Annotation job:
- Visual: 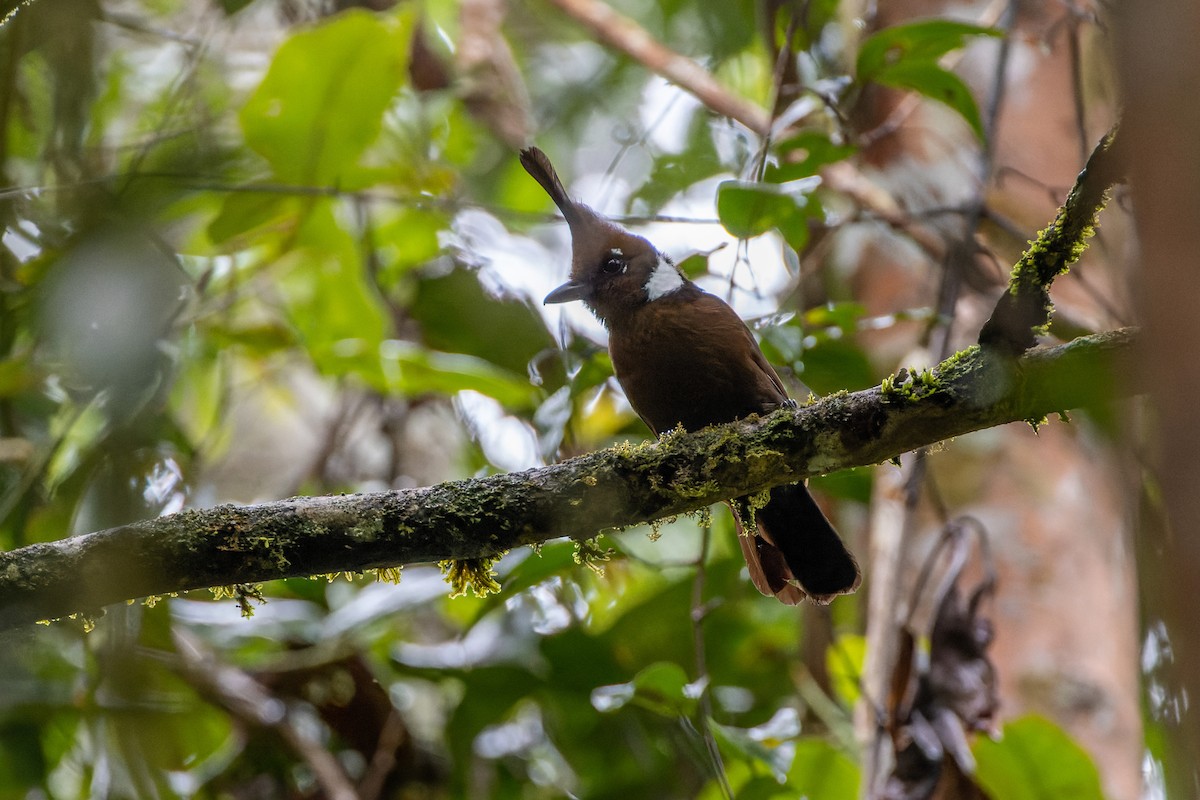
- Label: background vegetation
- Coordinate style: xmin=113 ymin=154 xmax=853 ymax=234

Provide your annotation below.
xmin=0 ymin=0 xmax=1190 ymax=798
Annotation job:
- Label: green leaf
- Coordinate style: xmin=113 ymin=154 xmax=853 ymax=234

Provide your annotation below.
xmin=207 ymin=321 xmax=298 ymax=355
xmin=771 ymin=0 xmax=840 ymax=51
xmin=717 ymin=181 xmax=814 ymax=251
xmin=0 ymin=355 xmax=36 ymax=398
xmin=217 ymin=0 xmax=255 ymax=13
xmin=676 ymin=251 xmax=711 ymax=279
xmin=631 ymin=661 xmax=688 ymax=695
xmin=375 ymin=208 xmax=447 ymax=281
xmin=239 ymin=10 xmax=412 ymax=184
xmin=803 ymin=302 xmax=868 ymax=332
xmin=410 ymin=267 xmax=559 ymax=383
xmin=44 ymin=400 xmax=107 ymax=494
xmin=168 ymin=348 xmax=225 ymax=447
xmin=873 ymin=61 xmax=986 ymax=140
xmin=275 ymin=201 xmax=389 ymax=374
xmin=442 ymin=665 xmax=546 ymax=779
xmin=799 ymin=337 xmax=878 ymax=394
xmin=207 ymin=191 xmax=297 ymax=246
xmin=856 ymin=19 xmax=1001 ymax=140
xmin=633 ymin=110 xmax=724 ymax=212
xmin=825 ymin=633 xmax=866 ymax=708
xmin=787 ymin=737 xmax=860 ymax=799
xmin=628 ymin=661 xmax=696 ymax=717
xmin=0 ymin=723 xmax=46 ymax=791
xmin=766 ymin=132 xmax=856 ymax=182
xmin=758 ymin=302 xmax=878 ymax=394
xmin=856 ymin=20 xmax=1000 ymax=78
xmin=809 ymin=466 xmax=874 ymax=505
xmin=380 ymin=341 xmax=540 ymax=410
xmin=566 ymin=345 xmax=615 ymax=399
xmin=733 ymin=776 xmax=795 ymax=800
xmin=710 ymin=720 xmax=791 ymax=781
xmin=491 ymin=541 xmax=580 ymax=600
xmin=973 ymin=715 xmax=1106 ymax=800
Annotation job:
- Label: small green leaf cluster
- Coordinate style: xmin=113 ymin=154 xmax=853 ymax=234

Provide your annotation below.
xmin=857 ymin=20 xmax=1003 ymax=140
xmin=880 ymin=365 xmax=942 ymax=402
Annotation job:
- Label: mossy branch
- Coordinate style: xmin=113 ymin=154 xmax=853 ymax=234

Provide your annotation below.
xmin=978 ymin=125 xmax=1126 ymax=353
xmin=0 ymin=327 xmax=1137 ymax=630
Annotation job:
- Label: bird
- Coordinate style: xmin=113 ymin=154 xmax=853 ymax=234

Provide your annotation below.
xmin=520 ymin=146 xmax=860 ymax=604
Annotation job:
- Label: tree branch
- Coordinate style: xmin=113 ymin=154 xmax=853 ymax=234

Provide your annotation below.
xmin=547 ymin=0 xmax=772 ymax=135
xmin=978 ymin=125 xmax=1126 ymax=353
xmin=0 ymin=327 xmax=1137 ymax=629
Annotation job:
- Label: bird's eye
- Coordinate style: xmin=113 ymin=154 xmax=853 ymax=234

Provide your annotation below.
xmin=601 ymin=257 xmax=625 ymax=275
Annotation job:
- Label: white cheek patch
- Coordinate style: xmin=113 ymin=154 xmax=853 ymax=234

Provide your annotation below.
xmin=644 ymin=253 xmax=685 ymax=301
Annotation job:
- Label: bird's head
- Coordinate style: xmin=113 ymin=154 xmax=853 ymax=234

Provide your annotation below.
xmin=520 ymin=147 xmax=686 ymax=325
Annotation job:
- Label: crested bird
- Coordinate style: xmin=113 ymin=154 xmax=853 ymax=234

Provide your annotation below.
xmin=521 ymin=146 xmax=860 ymax=604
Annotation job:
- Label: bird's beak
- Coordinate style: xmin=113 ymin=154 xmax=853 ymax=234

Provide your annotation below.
xmin=544 ymin=280 xmax=587 ymax=304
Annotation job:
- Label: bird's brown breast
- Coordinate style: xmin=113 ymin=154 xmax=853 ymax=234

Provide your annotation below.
xmin=607 ymin=287 xmax=789 ymax=435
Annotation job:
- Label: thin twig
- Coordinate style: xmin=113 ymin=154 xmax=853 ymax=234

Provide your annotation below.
xmin=359 ymin=708 xmax=409 ymax=800
xmin=0 ymin=173 xmax=727 ymax=229
xmin=690 ymin=526 xmax=732 ymax=799
xmin=170 ymin=630 xmax=359 ymax=800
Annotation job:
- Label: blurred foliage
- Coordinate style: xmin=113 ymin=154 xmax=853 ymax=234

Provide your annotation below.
xmin=855 ymin=19 xmax=1001 ymax=140
xmin=0 ymin=1 xmax=1102 ymax=798
xmin=973 ymin=715 xmax=1107 ymax=800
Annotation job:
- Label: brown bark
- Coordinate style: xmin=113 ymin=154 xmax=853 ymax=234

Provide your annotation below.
xmin=1115 ymin=0 xmax=1200 ymax=791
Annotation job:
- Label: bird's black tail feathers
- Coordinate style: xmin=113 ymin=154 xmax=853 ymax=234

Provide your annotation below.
xmin=735 ymin=483 xmax=860 ymax=605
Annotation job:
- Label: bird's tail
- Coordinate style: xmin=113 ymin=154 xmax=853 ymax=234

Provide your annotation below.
xmin=733 ymin=483 xmax=860 ymax=605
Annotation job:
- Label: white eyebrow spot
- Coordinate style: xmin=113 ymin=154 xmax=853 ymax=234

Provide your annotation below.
xmin=644 ymin=253 xmax=685 ymax=301
xmin=610 ymin=248 xmax=623 ymax=256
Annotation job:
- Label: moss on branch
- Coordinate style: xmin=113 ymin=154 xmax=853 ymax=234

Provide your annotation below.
xmin=979 ymin=126 xmax=1126 ymax=354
